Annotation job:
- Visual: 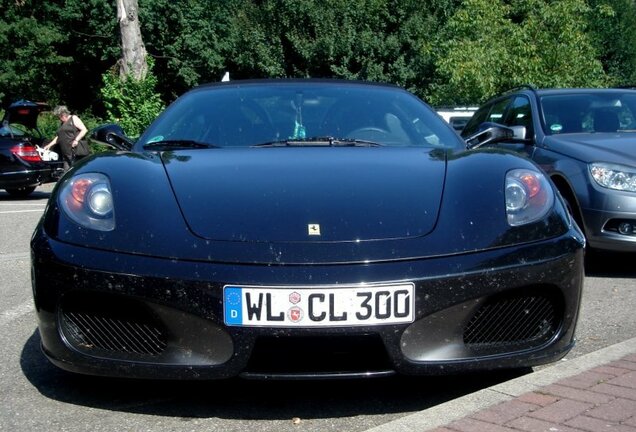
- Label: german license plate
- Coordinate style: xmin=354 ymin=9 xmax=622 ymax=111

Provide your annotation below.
xmin=223 ymin=283 xmax=414 ymax=327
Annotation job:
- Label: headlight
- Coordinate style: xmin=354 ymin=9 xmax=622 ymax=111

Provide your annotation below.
xmin=589 ymin=163 xmax=636 ymax=192
xmin=59 ymin=173 xmax=115 ymax=231
xmin=505 ymin=169 xmax=554 ymax=226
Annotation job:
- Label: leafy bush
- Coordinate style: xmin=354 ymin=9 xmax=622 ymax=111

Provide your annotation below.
xmin=100 ymin=58 xmax=164 ymax=138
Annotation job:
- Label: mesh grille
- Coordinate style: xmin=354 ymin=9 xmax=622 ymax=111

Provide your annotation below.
xmin=63 ymin=311 xmax=167 ymax=356
xmin=463 ymin=293 xmax=559 ymax=350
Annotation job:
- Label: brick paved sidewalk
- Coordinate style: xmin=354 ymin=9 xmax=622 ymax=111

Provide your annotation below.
xmin=364 ymin=338 xmax=636 ymax=432
xmin=431 ymin=354 xmax=636 ymax=432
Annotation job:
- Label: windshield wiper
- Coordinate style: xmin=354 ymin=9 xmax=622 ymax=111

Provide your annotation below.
xmin=142 ymin=140 xmax=218 ymax=150
xmin=252 ymin=136 xmax=383 ymax=147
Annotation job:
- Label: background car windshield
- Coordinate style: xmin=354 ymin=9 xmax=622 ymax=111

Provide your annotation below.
xmin=137 ymin=83 xmax=462 ymax=149
xmin=541 ymin=92 xmax=636 ymax=135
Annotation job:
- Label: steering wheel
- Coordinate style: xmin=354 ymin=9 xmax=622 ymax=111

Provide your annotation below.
xmin=346 ymin=127 xmax=391 ymax=141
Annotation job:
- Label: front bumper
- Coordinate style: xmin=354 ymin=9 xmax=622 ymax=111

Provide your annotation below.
xmin=32 ymin=231 xmax=584 ymax=380
xmin=581 ymin=184 xmax=636 ymax=252
xmin=583 ymin=207 xmax=636 ymax=252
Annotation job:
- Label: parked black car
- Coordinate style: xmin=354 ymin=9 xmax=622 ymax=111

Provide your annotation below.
xmin=0 ymin=100 xmax=64 ymax=197
xmin=462 ymin=87 xmax=636 ymax=253
xmin=32 ymin=79 xmax=584 ymax=380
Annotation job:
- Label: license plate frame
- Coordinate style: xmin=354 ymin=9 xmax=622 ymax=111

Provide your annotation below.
xmin=223 ymin=283 xmax=415 ymax=328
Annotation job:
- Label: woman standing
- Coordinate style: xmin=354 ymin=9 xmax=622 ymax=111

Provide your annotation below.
xmin=44 ymin=105 xmax=89 ymax=171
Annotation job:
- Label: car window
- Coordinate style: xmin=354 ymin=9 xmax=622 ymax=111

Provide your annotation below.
xmin=502 ymin=96 xmax=533 ymax=137
xmin=486 ymin=98 xmax=511 ymax=124
xmin=138 ymin=83 xmax=464 ymax=149
xmin=461 ymin=106 xmax=491 ymax=137
xmin=461 ymin=97 xmax=511 ymax=137
xmin=449 ymin=116 xmax=470 ymax=131
xmin=541 ymin=92 xmax=636 ymax=135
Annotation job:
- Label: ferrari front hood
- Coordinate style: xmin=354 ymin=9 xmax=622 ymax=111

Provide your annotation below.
xmin=162 ymin=147 xmax=446 ymax=243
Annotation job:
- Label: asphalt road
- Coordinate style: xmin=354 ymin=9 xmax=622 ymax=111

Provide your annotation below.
xmin=1 ymin=183 xmax=635 ymax=432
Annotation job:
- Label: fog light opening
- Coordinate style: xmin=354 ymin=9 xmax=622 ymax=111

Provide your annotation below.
xmin=618 ymin=222 xmax=634 ymax=235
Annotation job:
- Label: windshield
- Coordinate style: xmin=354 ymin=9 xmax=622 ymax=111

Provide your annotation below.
xmin=541 ymin=91 xmax=636 ymax=135
xmin=137 ymin=82 xmax=462 ymax=149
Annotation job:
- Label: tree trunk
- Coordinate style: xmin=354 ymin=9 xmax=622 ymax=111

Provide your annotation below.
xmin=116 ymin=0 xmax=147 ymax=80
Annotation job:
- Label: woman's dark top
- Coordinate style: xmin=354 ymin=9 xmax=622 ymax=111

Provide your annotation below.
xmin=56 ymin=117 xmax=78 ymax=161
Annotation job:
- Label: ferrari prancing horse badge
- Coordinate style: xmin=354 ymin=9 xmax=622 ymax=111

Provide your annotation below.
xmin=308 ymin=224 xmax=321 ymax=236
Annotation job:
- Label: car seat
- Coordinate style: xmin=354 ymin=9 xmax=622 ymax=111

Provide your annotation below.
xmin=593 ymin=108 xmax=620 ymax=133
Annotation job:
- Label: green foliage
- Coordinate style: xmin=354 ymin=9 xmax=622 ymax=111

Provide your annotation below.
xmin=0 ymin=10 xmax=72 ymax=103
xmin=427 ymin=0 xmax=609 ymax=105
xmin=137 ymin=0 xmax=449 ymax=99
xmin=427 ymin=0 xmax=513 ymax=104
xmin=139 ymin=0 xmax=238 ymax=100
xmin=38 ymin=112 xmax=63 ymax=141
xmin=1 ymin=0 xmax=635 ymax=110
xmin=50 ymin=0 xmax=121 ymax=114
xmin=513 ymin=0 xmax=607 ymax=87
xmin=587 ymin=0 xmax=636 ymax=86
xmin=221 ymin=0 xmax=442 ymax=97
xmin=0 ymin=0 xmax=120 ymax=113
xmin=100 ymin=58 xmax=164 ymax=138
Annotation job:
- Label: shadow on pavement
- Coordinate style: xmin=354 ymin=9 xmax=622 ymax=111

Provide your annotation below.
xmin=21 ymin=329 xmax=530 ymax=420
xmin=0 ymin=189 xmax=52 ymax=201
xmin=585 ymin=250 xmax=636 ymax=278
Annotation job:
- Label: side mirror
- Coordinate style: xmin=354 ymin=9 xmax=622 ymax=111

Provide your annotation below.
xmin=465 ymin=122 xmax=514 ymax=149
xmin=90 ymin=124 xmax=134 ymax=151
xmin=509 ymin=125 xmax=528 ymax=140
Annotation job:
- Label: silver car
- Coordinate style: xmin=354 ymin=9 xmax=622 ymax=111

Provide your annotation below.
xmin=462 ymin=87 xmax=636 ymax=253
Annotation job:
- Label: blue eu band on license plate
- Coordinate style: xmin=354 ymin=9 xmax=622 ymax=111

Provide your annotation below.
xmin=223 ymin=283 xmax=415 ymax=327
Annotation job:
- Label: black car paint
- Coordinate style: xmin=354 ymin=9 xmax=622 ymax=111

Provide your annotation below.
xmin=41 ymin=148 xmax=570 ymax=264
xmin=32 ymin=232 xmax=583 ymax=379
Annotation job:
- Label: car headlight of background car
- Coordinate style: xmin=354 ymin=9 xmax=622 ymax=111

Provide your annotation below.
xmin=59 ymin=173 xmax=115 ymax=231
xmin=589 ymin=162 xmax=636 ymax=192
xmin=505 ymin=169 xmax=555 ymax=226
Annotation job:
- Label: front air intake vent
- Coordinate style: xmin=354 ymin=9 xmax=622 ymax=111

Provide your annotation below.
xmin=463 ymin=288 xmax=562 ymax=353
xmin=63 ymin=311 xmax=167 ymax=356
xmin=60 ymin=293 xmax=167 ymax=358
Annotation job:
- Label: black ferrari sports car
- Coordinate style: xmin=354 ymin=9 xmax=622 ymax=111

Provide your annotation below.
xmin=31 ymin=79 xmax=585 ymax=380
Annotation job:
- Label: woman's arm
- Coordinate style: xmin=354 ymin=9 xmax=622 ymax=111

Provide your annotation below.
xmin=71 ymin=115 xmax=88 ymax=148
xmin=43 ymin=136 xmax=58 ymax=150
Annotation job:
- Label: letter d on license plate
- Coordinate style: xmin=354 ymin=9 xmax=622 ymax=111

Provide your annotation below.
xmin=223 ymin=283 xmax=414 ymax=327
